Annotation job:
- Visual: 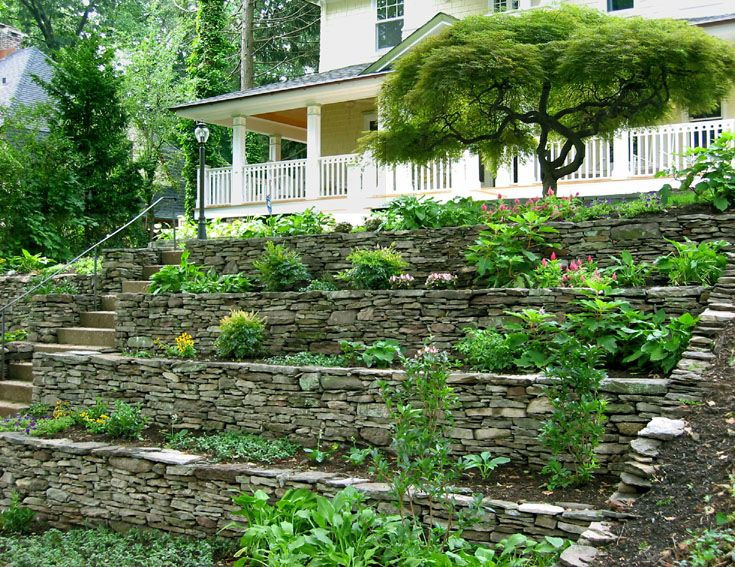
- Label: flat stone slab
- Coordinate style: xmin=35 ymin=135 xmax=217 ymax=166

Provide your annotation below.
xmin=630 ymin=437 xmax=662 ymax=457
xmin=560 ymin=545 xmax=600 ymax=567
xmin=518 ymin=503 xmax=564 ymax=516
xmin=639 ymin=417 xmax=687 ymax=440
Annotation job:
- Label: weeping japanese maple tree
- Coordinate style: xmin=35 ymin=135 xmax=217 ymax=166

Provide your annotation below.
xmin=361 ymin=6 xmax=735 ymax=194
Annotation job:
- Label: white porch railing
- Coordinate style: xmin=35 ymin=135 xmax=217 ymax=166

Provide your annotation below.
xmin=242 ymin=159 xmax=307 ymax=203
xmin=201 ymin=119 xmax=734 ymax=211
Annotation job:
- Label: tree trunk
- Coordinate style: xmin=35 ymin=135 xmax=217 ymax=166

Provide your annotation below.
xmin=240 ymin=0 xmax=255 ymax=90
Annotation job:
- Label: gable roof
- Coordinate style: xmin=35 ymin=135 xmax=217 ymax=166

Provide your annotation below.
xmin=0 ymin=46 xmax=52 ymax=112
xmin=362 ymin=12 xmax=458 ymax=74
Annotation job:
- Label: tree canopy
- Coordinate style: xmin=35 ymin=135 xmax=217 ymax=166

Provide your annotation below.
xmin=361 ymin=6 xmax=735 ymax=192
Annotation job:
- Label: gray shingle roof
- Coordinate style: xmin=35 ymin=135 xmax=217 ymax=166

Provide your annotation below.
xmin=686 ymin=13 xmax=735 ymax=25
xmin=0 ymin=47 xmax=52 ymax=112
xmin=172 ymin=63 xmax=381 ymax=110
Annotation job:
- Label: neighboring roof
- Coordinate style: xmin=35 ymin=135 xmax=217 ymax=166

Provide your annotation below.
xmin=0 ymin=46 xmax=52 ymax=112
xmin=686 ymin=13 xmax=735 ymax=25
xmin=172 ymin=64 xmax=380 ymax=111
xmin=363 ymin=12 xmax=458 ymax=74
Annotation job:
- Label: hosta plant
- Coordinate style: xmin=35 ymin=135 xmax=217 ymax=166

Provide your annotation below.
xmin=656 ymin=238 xmax=728 ymax=286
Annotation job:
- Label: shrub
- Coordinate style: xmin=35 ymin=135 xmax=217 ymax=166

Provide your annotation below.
xmin=1 ymin=329 xmax=27 ymax=343
xmin=31 ymin=415 xmax=75 ymax=437
xmin=337 ymin=244 xmax=408 ymax=290
xmin=0 ymin=492 xmax=34 ymax=534
xmin=166 ymin=430 xmax=298 ymax=463
xmin=622 ymin=311 xmax=699 ymax=374
xmin=539 ymin=341 xmax=608 ymax=489
xmin=215 ymin=310 xmax=266 ymax=360
xmin=455 ymin=328 xmax=515 ymax=372
xmin=339 ymin=339 xmax=403 ymax=368
xmin=253 ymin=242 xmax=311 ymax=291
xmin=656 ymin=239 xmax=728 ymax=286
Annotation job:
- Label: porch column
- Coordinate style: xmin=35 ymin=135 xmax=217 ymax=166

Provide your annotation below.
xmin=305 ymin=105 xmax=322 ymax=200
xmin=232 ymin=116 xmax=248 ymax=204
xmin=611 ymin=130 xmax=631 ymax=179
xmin=516 ymin=156 xmax=536 ymax=186
xmin=269 ymin=135 xmax=282 ymax=162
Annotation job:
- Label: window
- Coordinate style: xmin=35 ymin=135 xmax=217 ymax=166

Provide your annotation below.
xmin=690 ymin=103 xmax=722 ymax=122
xmin=491 ymin=0 xmax=519 ymax=13
xmin=376 ymin=0 xmax=404 ymax=51
xmin=607 ymin=0 xmax=634 ymax=11
xmin=363 ymin=112 xmax=379 ymax=132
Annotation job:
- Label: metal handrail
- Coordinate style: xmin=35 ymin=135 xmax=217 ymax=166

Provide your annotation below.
xmin=1 ymin=196 xmax=178 ymax=379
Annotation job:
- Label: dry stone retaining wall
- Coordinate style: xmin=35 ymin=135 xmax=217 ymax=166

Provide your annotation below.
xmin=0 ymin=432 xmax=619 ymax=543
xmin=111 ymin=286 xmax=708 ymax=356
xmin=33 ymin=352 xmax=677 ymax=473
xmin=27 ymin=294 xmax=98 ymax=344
xmin=102 ymin=211 xmax=735 ymax=289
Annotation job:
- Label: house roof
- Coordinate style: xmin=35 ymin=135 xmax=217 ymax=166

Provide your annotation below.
xmin=0 ymin=46 xmax=52 ymax=112
xmin=686 ymin=13 xmax=735 ymax=26
xmin=171 ymin=64 xmax=378 ymax=111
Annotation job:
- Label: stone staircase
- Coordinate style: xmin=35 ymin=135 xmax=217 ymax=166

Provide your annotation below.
xmin=0 ymin=249 xmax=183 ymax=416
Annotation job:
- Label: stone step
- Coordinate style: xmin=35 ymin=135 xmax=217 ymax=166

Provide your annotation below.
xmin=0 ymin=381 xmax=33 ymax=404
xmin=7 ymin=362 xmax=32 ymax=382
xmin=121 ymin=281 xmax=150 ymax=294
xmin=101 ymin=295 xmax=117 ymax=311
xmin=161 ymin=250 xmax=183 ymax=265
xmin=80 ymin=311 xmax=116 ymax=329
xmin=31 ymin=343 xmax=109 ymax=354
xmin=0 ymin=401 xmax=28 ymax=418
xmin=142 ymin=265 xmax=164 ymax=279
xmin=57 ymin=328 xmax=116 ymax=348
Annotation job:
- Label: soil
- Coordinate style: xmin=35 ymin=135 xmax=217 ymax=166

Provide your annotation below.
xmin=592 ymin=324 xmax=735 ymax=566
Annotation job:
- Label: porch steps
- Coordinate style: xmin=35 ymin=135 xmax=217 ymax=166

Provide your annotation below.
xmin=122 ymin=281 xmax=150 ymax=294
xmin=142 ymin=265 xmax=164 ymax=279
xmin=30 ymin=343 xmax=110 ymax=354
xmin=57 ymin=328 xmax=116 ymax=348
xmin=7 ymin=362 xmax=33 ymax=382
xmin=161 ymin=250 xmax=183 ymax=265
xmin=80 ymin=311 xmax=116 ymax=328
xmin=101 ymin=295 xmax=117 ymax=311
xmin=0 ymin=381 xmax=33 ymax=404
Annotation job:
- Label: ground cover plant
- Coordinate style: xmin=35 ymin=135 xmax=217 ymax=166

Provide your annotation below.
xmin=0 ymin=527 xmax=234 ymax=567
xmin=263 ymin=339 xmax=404 ymax=368
xmin=149 ymin=252 xmax=252 ymax=294
xmin=166 ymin=430 xmax=299 ymax=463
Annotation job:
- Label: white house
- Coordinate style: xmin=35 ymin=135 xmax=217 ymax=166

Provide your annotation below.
xmin=172 ymin=1 xmax=735 ymax=221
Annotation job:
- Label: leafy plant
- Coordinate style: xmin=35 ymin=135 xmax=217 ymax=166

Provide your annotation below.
xmin=1 ymin=329 xmax=27 ymax=343
xmin=149 ymin=252 xmax=252 ymax=294
xmin=455 ymin=328 xmax=515 ymax=372
xmin=155 ymin=332 xmax=197 ymax=359
xmin=299 ymin=279 xmax=339 ymax=292
xmin=303 ymin=429 xmax=339 ymax=464
xmin=0 ymin=492 xmax=34 ymax=534
xmin=605 ymin=251 xmax=653 ymax=287
xmin=460 ymin=452 xmax=511 ymax=480
xmin=215 ymin=310 xmax=266 ymax=360
xmin=656 ymin=239 xmax=728 ymax=286
xmin=539 ymin=341 xmax=607 ymax=489
xmin=31 ymin=415 xmax=76 ymax=437
xmin=92 ymin=401 xmax=149 ymax=440
xmin=166 ymin=430 xmax=298 ymax=463
xmin=24 ymin=403 xmax=50 ymax=419
xmin=337 ymin=244 xmax=409 ymax=290
xmin=253 ymin=241 xmax=311 ymax=292
xmin=466 ymin=211 xmax=559 ymax=287
xmin=0 ymin=249 xmax=53 ymax=274
xmin=339 ymin=339 xmax=403 ymax=368
xmin=27 ymin=276 xmax=79 ymax=295
xmin=622 ymin=312 xmax=699 ymax=374
xmin=661 ymin=131 xmax=735 ymax=212
xmin=344 ymin=446 xmax=377 ymax=467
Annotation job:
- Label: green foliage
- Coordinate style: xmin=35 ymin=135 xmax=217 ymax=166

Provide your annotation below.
xmin=679 ymin=528 xmax=735 ymax=566
xmin=460 ymin=452 xmax=511 ymax=481
xmin=149 ymin=252 xmax=252 ymax=294
xmin=339 ymin=339 xmax=403 ymax=368
xmin=215 ymin=310 xmax=266 ymax=360
xmin=621 ymin=312 xmax=699 ymax=374
xmin=656 ymin=239 xmax=728 ymax=286
xmin=31 ymin=415 xmax=75 ymax=437
xmin=0 ymin=250 xmax=52 ymax=274
xmin=263 ymin=352 xmax=346 ymax=367
xmin=89 ymin=401 xmax=149 ymax=440
xmin=455 ymin=328 xmax=515 ymax=372
xmin=166 ymin=430 xmax=299 ymax=464
xmin=1 ymin=330 xmax=27 ymax=343
xmin=0 ymin=493 xmax=34 ymax=535
xmin=253 ymin=242 xmax=311 ymax=292
xmin=154 ymin=333 xmax=197 ymax=359
xmin=0 ymin=527 xmax=231 ymax=567
xmin=300 ymin=279 xmax=339 ymax=292
xmin=361 ymin=5 xmax=735 ymax=192
xmin=24 ymin=403 xmax=50 ymax=419
xmin=370 ymin=195 xmax=488 ymax=231
xmin=337 ymin=245 xmax=409 ymax=290
xmin=605 ymin=251 xmax=653 ymax=287
xmin=466 ymin=211 xmax=558 ymax=287
xmin=540 ymin=342 xmax=608 ymax=489
xmin=344 ymin=446 xmax=377 ymax=467
xmin=26 ymin=275 xmax=79 ymax=296
xmin=303 ymin=430 xmax=340 ymax=464
xmin=661 ymin=132 xmax=735 ymax=212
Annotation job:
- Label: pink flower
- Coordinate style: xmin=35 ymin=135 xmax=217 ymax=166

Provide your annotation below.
xmin=541 ymin=258 xmax=548 ymax=267
xmin=497 ymin=194 xmax=503 ymax=200
xmin=547 ymin=188 xmax=554 ymax=196
xmin=499 ymin=204 xmax=507 ymax=211
xmin=587 ymin=256 xmax=594 ymax=264
xmin=481 ymin=203 xmax=488 ymax=212
xmin=550 ymin=252 xmax=557 ymax=261
xmin=612 ymin=273 xmax=618 ymax=281
xmin=514 ymin=199 xmax=521 ymax=205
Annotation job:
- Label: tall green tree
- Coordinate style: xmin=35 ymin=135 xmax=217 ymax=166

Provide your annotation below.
xmin=42 ymin=34 xmax=144 ymax=243
xmin=179 ymin=0 xmax=236 ymax=219
xmin=362 ymin=6 xmax=735 ymax=193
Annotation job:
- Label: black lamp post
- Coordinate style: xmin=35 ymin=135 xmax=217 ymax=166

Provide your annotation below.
xmin=194 ymin=121 xmax=210 ymax=240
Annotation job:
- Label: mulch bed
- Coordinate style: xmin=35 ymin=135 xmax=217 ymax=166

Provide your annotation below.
xmin=593 ymin=324 xmax=735 ymax=566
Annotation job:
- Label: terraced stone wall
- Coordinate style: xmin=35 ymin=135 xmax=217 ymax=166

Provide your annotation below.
xmin=0 ymin=432 xmax=617 ymax=542
xmin=112 ymin=286 xmax=708 ymax=356
xmin=27 ymin=294 xmax=98 ymax=344
xmin=33 ymin=352 xmax=676 ymax=473
xmin=102 ymin=212 xmax=735 ymax=290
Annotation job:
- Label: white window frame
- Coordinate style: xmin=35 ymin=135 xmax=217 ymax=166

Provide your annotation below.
xmin=489 ymin=0 xmax=519 ymax=13
xmin=363 ymin=111 xmax=379 ymax=132
xmin=375 ymin=0 xmax=404 ymax=53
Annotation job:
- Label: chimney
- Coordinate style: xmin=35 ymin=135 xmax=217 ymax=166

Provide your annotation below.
xmin=0 ymin=24 xmax=24 ymax=60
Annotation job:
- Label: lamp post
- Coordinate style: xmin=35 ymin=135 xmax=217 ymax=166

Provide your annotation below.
xmin=194 ymin=121 xmax=210 ymax=240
